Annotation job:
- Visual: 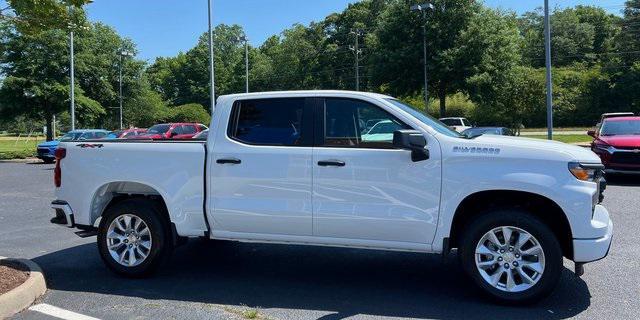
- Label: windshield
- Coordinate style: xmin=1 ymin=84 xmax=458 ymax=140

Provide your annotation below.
xmin=601 ymin=120 xmax=640 ymax=136
xmin=384 ymin=99 xmax=463 ymax=138
xmin=147 ymin=124 xmax=171 ymax=134
xmin=59 ymin=132 xmax=83 ymax=141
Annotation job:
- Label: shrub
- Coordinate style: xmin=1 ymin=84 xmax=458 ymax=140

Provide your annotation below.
xmin=162 ymin=103 xmax=211 ymax=125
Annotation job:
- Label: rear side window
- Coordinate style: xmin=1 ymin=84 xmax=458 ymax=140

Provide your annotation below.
xmin=323 ymin=98 xmax=410 ymax=149
xmin=229 ymin=98 xmax=306 ymax=146
xmin=182 ymin=125 xmax=197 ymax=134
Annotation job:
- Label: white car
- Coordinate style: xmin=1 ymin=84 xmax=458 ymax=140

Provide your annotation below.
xmin=51 ymin=90 xmax=612 ymax=304
xmin=439 ymin=117 xmax=472 ymax=132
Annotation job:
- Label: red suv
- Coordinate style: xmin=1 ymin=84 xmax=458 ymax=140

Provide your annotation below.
xmin=589 ymin=116 xmax=640 ymax=174
xmin=133 ymin=123 xmax=208 ymax=140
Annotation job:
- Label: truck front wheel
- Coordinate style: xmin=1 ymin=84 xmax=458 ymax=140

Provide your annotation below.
xmin=97 ymin=198 xmax=172 ymax=277
xmin=459 ymin=210 xmax=562 ymax=304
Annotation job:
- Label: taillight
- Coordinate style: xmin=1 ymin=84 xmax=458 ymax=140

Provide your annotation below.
xmin=54 ymin=148 xmax=66 ymax=187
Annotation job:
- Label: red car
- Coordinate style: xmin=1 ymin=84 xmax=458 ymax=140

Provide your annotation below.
xmin=589 ymin=116 xmax=640 ymax=174
xmin=133 ymin=123 xmax=208 ymax=140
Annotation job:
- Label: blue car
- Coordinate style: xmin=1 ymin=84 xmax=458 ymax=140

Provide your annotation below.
xmin=36 ymin=129 xmax=110 ymax=163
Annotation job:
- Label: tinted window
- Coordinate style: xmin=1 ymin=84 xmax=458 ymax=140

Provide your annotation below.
xmin=323 ymin=98 xmax=410 ymax=149
xmin=182 ymin=125 xmax=197 ymax=134
xmin=172 ymin=126 xmax=184 ymax=135
xmin=94 ymin=132 xmax=107 ymax=138
xmin=148 ymin=124 xmax=170 ymax=134
xmin=230 ymin=98 xmax=305 ymax=146
xmin=441 ymin=118 xmax=462 ymax=126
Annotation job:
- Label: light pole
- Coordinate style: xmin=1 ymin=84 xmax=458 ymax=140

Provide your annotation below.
xmin=237 ymin=35 xmax=249 ymax=93
xmin=544 ymin=0 xmax=554 ymax=140
xmin=119 ymin=50 xmax=134 ymax=130
xmin=68 ymin=0 xmax=93 ymax=131
xmin=349 ymin=29 xmax=363 ymax=91
xmin=410 ymin=3 xmax=434 ymax=111
xmin=207 ymin=0 xmax=216 ymax=113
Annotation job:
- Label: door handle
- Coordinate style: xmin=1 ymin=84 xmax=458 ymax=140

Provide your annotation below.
xmin=216 ymin=158 xmax=241 ymax=165
xmin=317 ymin=160 xmax=345 ymax=167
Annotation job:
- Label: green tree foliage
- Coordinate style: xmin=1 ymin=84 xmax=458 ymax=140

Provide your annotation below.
xmin=162 ymin=103 xmax=211 ymax=125
xmin=519 ymin=6 xmax=621 ymax=68
xmin=0 ymin=8 xmax=164 ymax=138
xmin=1 ymin=0 xmax=93 ymax=34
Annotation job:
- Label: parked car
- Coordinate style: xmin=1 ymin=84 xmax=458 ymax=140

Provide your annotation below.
xmin=439 ymin=117 xmax=472 ymax=132
xmin=51 ymin=91 xmax=611 ymax=304
xmin=589 ymin=116 xmax=640 ymax=174
xmin=462 ymin=127 xmax=515 ymax=139
xmin=132 ymin=123 xmax=207 ymax=140
xmin=36 ymin=129 xmax=110 ymax=163
xmin=106 ymin=128 xmax=148 ymax=139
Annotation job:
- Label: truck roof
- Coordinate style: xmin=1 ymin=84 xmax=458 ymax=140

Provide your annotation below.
xmin=219 ymin=90 xmax=395 ymax=101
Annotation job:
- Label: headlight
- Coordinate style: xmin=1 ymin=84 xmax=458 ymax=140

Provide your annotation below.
xmin=568 ymin=162 xmax=604 ymax=182
xmin=594 ymin=143 xmax=615 ymax=154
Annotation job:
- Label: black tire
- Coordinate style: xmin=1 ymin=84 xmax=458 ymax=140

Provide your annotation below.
xmin=97 ymin=198 xmax=172 ymax=277
xmin=43 ymin=158 xmax=55 ymax=164
xmin=459 ymin=209 xmax=562 ymax=305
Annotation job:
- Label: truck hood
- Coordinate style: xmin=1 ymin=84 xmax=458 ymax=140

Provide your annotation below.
xmin=597 ymin=135 xmax=640 ymax=148
xmin=472 ymin=135 xmax=601 ymax=163
xmin=37 ymin=140 xmax=60 ymax=148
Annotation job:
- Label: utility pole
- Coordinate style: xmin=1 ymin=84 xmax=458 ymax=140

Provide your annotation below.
xmin=410 ymin=3 xmax=434 ymax=111
xmin=238 ymin=35 xmax=249 ymax=93
xmin=349 ymin=29 xmax=363 ymax=91
xmin=207 ymin=0 xmax=216 ymax=113
xmin=544 ymin=0 xmax=554 ymax=140
xmin=69 ymin=6 xmax=75 ymax=131
xmin=118 ymin=50 xmax=133 ymax=130
xmin=67 ymin=1 xmax=93 ymax=131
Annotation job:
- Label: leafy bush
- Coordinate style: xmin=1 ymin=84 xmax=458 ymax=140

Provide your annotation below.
xmin=162 ymin=103 xmax=211 ymax=125
xmin=0 ymin=149 xmax=35 ymax=160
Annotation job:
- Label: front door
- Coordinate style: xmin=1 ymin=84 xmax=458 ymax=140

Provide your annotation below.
xmin=209 ymin=98 xmax=314 ymax=236
xmin=312 ymin=98 xmax=441 ymax=246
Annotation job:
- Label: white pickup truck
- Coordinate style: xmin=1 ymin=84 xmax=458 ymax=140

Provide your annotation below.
xmin=51 ymin=91 xmax=612 ymax=304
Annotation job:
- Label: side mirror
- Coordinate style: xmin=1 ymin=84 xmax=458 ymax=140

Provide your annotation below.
xmin=169 ymin=131 xmax=178 ymax=137
xmin=587 ymin=130 xmax=596 ymax=138
xmin=393 ymin=130 xmax=429 ymax=162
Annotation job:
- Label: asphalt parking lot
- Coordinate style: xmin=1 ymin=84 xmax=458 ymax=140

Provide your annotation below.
xmin=1 ymin=161 xmax=639 ymax=320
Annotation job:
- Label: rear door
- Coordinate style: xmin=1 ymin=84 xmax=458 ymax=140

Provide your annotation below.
xmin=312 ymin=97 xmax=441 ymax=246
xmin=209 ymin=98 xmax=314 ymax=236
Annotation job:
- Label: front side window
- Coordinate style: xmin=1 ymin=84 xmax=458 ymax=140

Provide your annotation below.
xmin=230 ymin=98 xmax=306 ymax=146
xmin=148 ymin=124 xmax=170 ymax=134
xmin=323 ymin=98 xmax=410 ymax=149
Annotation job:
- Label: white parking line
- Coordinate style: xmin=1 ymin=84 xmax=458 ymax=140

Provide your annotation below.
xmin=28 ymin=304 xmax=101 ymax=320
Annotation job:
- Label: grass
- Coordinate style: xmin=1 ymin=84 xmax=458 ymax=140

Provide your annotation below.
xmin=0 ymin=136 xmax=43 ymax=160
xmin=520 ymin=134 xmax=592 ymax=144
xmin=520 ymin=127 xmax=592 ymax=133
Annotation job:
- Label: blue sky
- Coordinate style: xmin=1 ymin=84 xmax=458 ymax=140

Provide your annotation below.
xmin=4 ymin=0 xmax=629 ymax=62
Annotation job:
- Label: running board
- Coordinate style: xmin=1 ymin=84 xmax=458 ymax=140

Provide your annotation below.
xmin=74 ymin=230 xmax=97 ymax=238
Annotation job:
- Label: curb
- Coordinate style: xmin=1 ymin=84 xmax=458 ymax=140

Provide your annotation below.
xmin=0 ymin=158 xmax=41 ymax=164
xmin=0 ymin=257 xmax=47 ymax=319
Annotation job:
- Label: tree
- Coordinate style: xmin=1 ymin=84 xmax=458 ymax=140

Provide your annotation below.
xmin=162 ymin=103 xmax=210 ymax=124
xmin=519 ymin=6 xmax=620 ymax=68
xmin=1 ymin=0 xmax=92 ymax=34
xmin=0 ymin=26 xmax=102 ymax=140
xmin=370 ymin=0 xmax=481 ymax=116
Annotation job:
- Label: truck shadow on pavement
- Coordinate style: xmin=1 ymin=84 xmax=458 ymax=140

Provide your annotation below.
xmin=36 ymin=240 xmax=591 ymax=320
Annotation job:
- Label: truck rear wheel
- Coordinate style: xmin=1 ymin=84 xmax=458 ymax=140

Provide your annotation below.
xmin=97 ymin=198 xmax=171 ymax=277
xmin=459 ymin=209 xmax=562 ymax=304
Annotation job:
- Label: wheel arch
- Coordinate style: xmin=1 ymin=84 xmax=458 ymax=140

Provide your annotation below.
xmin=449 ymin=190 xmax=574 ymax=259
xmin=89 ymin=181 xmax=170 ymax=228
